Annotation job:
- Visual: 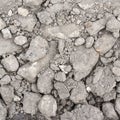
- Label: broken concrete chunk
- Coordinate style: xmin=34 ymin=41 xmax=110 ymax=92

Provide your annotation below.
xmin=85 ymin=19 xmax=106 ymax=35
xmin=14 ymin=35 xmax=27 ymax=46
xmin=102 ymin=102 xmax=119 ymax=120
xmin=38 ymin=95 xmax=57 ymax=117
xmin=0 ymin=100 xmax=7 ymax=120
xmin=37 ymin=68 xmax=54 ymax=94
xmin=0 ymin=75 xmax=11 ymax=85
xmin=75 ymin=37 xmax=85 ymax=46
xmin=25 ymin=36 xmax=49 ymax=62
xmin=17 ymin=7 xmax=29 ymax=16
xmin=70 ymin=81 xmax=88 ymax=103
xmin=0 ymin=18 xmax=6 ymax=30
xmin=89 ymin=67 xmax=116 ymax=97
xmin=55 ymin=72 xmax=66 ymax=82
xmin=94 ymin=33 xmax=117 ymax=55
xmin=54 ymin=82 xmax=70 ymax=99
xmin=70 ymin=46 xmax=99 ymax=81
xmin=23 ymin=92 xmax=41 ymax=115
xmin=1 ymin=55 xmax=19 ymax=72
xmin=0 ymin=85 xmax=14 ymax=104
xmin=1 ymin=28 xmax=12 ymax=39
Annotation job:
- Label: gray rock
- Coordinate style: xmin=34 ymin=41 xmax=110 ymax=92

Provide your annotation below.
xmin=85 ymin=19 xmax=106 ymax=35
xmin=75 ymin=37 xmax=85 ymax=46
xmin=23 ymin=92 xmax=41 ymax=115
xmin=55 ymin=72 xmax=66 ymax=82
xmin=54 ymin=82 xmax=70 ymax=99
xmin=0 ymin=85 xmax=14 ymax=104
xmin=102 ymin=102 xmax=119 ymax=120
xmin=25 ymin=36 xmax=49 ymax=62
xmin=115 ymin=97 xmax=120 ymax=115
xmin=0 ymin=67 xmax=6 ymax=78
xmin=70 ymin=81 xmax=88 ymax=103
xmin=0 ymin=100 xmax=7 ymax=120
xmin=38 ymin=95 xmax=57 ymax=117
xmin=37 ymin=68 xmax=54 ymax=94
xmin=0 ymin=75 xmax=11 ymax=85
xmin=70 ymin=46 xmax=99 ymax=81
xmin=85 ymin=36 xmax=94 ymax=48
xmin=1 ymin=55 xmax=19 ymax=72
xmin=1 ymin=28 xmax=12 ymax=39
xmin=94 ymin=33 xmax=117 ymax=55
xmin=17 ymin=7 xmax=29 ymax=17
xmin=0 ymin=18 xmax=6 ymax=30
xmin=112 ymin=67 xmax=120 ymax=76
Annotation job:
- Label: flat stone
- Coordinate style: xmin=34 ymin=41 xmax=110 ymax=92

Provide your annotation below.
xmin=70 ymin=46 xmax=99 ymax=81
xmin=38 ymin=95 xmax=57 ymax=117
xmin=94 ymin=33 xmax=117 ymax=55
xmin=37 ymin=68 xmax=54 ymax=94
xmin=25 ymin=36 xmax=49 ymax=62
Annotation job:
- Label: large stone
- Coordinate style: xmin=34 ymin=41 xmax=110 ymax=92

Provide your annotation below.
xmin=70 ymin=46 xmax=99 ymax=81
xmin=25 ymin=36 xmax=49 ymax=62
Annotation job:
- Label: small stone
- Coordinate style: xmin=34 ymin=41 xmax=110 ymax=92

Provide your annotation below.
xmin=54 ymin=82 xmax=70 ymax=99
xmin=23 ymin=92 xmax=41 ymax=115
xmin=13 ymin=95 xmax=21 ymax=102
xmin=0 ymin=100 xmax=7 ymax=120
xmin=75 ymin=37 xmax=85 ymax=46
xmin=102 ymin=102 xmax=119 ymax=120
xmin=37 ymin=68 xmax=54 ymax=94
xmin=85 ymin=36 xmax=94 ymax=48
xmin=25 ymin=36 xmax=49 ymax=62
xmin=38 ymin=95 xmax=57 ymax=117
xmin=55 ymin=72 xmax=66 ymax=82
xmin=112 ymin=67 xmax=120 ymax=76
xmin=0 ymin=85 xmax=14 ymax=104
xmin=0 ymin=75 xmax=11 ymax=85
xmin=14 ymin=35 xmax=27 ymax=46
xmin=115 ymin=97 xmax=120 ymax=115
xmin=70 ymin=81 xmax=88 ymax=103
xmin=1 ymin=55 xmax=19 ymax=72
xmin=72 ymin=8 xmax=80 ymax=14
xmin=18 ymin=7 xmax=29 ymax=16
xmin=0 ymin=18 xmax=6 ymax=30
xmin=113 ymin=7 xmax=120 ymax=16
xmin=59 ymin=65 xmax=72 ymax=74
xmin=1 ymin=28 xmax=12 ymax=39
xmin=113 ymin=60 xmax=120 ymax=67
xmin=0 ymin=67 xmax=7 ymax=78
xmin=8 ymin=10 xmax=13 ymax=16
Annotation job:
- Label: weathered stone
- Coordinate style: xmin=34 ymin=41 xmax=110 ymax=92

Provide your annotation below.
xmin=0 ymin=75 xmax=11 ymax=85
xmin=38 ymin=95 xmax=57 ymax=117
xmin=0 ymin=18 xmax=6 ymax=30
xmin=25 ymin=36 xmax=49 ymax=62
xmin=112 ymin=67 xmax=120 ymax=76
xmin=75 ymin=37 xmax=85 ymax=46
xmin=0 ymin=67 xmax=7 ymax=78
xmin=94 ymin=33 xmax=117 ymax=55
xmin=17 ymin=7 xmax=29 ymax=16
xmin=23 ymin=92 xmax=41 ymax=115
xmin=85 ymin=36 xmax=94 ymax=48
xmin=70 ymin=46 xmax=99 ymax=81
xmin=115 ymin=97 xmax=120 ymax=115
xmin=55 ymin=72 xmax=66 ymax=82
xmin=1 ymin=28 xmax=12 ymax=39
xmin=37 ymin=68 xmax=54 ymax=94
xmin=1 ymin=55 xmax=19 ymax=72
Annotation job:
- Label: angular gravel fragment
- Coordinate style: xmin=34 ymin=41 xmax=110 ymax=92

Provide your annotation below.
xmin=102 ymin=102 xmax=119 ymax=120
xmin=37 ymin=68 xmax=54 ymax=94
xmin=25 ymin=36 xmax=49 ymax=62
xmin=1 ymin=55 xmax=19 ymax=72
xmin=23 ymin=92 xmax=41 ymax=115
xmin=70 ymin=46 xmax=99 ymax=81
xmin=55 ymin=72 xmax=66 ymax=82
xmin=38 ymin=95 xmax=57 ymax=117
xmin=94 ymin=33 xmax=117 ymax=55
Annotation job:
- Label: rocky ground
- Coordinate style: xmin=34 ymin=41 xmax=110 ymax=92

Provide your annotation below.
xmin=1 ymin=0 xmax=120 ymax=120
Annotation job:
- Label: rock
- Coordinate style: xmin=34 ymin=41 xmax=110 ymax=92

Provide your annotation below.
xmin=38 ymin=95 xmax=57 ymax=117
xmin=74 ymin=37 xmax=85 ymax=46
xmin=70 ymin=81 xmax=88 ymax=103
xmin=115 ymin=97 xmax=120 ymax=115
xmin=17 ymin=14 xmax=37 ymax=32
xmin=102 ymin=102 xmax=119 ymax=120
xmin=85 ymin=36 xmax=94 ymax=48
xmin=113 ymin=7 xmax=120 ymax=16
xmin=0 ymin=100 xmax=7 ymax=120
xmin=23 ymin=92 xmax=41 ymax=115
xmin=112 ymin=67 xmax=120 ymax=76
xmin=61 ymin=104 xmax=104 ymax=120
xmin=0 ymin=75 xmax=11 ymax=85
xmin=14 ymin=35 xmax=27 ymax=46
xmin=0 ymin=36 xmax=21 ymax=56
xmin=54 ymin=82 xmax=70 ymax=99
xmin=1 ymin=55 xmax=19 ymax=72
xmin=85 ymin=19 xmax=106 ymax=35
xmin=89 ymin=67 xmax=116 ymax=97
xmin=17 ymin=7 xmax=29 ymax=16
xmin=18 ymin=41 xmax=56 ymax=83
xmin=55 ymin=72 xmax=66 ymax=82
xmin=0 ymin=67 xmax=7 ymax=78
xmin=59 ymin=65 xmax=72 ymax=74
xmin=0 ymin=85 xmax=14 ymax=104
xmin=37 ymin=68 xmax=54 ymax=94
xmin=25 ymin=36 xmax=49 ymax=62
xmin=70 ymin=46 xmax=99 ymax=81
xmin=94 ymin=33 xmax=117 ymax=55
xmin=0 ymin=18 xmax=6 ymax=30
xmin=1 ymin=28 xmax=12 ymax=39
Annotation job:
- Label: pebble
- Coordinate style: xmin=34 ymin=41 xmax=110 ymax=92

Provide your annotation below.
xmin=1 ymin=28 xmax=12 ymax=39
xmin=14 ymin=35 xmax=27 ymax=46
xmin=0 ymin=18 xmax=6 ymax=30
xmin=0 ymin=67 xmax=6 ymax=78
xmin=115 ymin=97 xmax=120 ymax=115
xmin=112 ymin=67 xmax=120 ymax=76
xmin=38 ymin=95 xmax=57 ymax=117
xmin=85 ymin=36 xmax=94 ymax=48
xmin=1 ymin=55 xmax=19 ymax=72
xmin=55 ymin=71 xmax=66 ymax=82
xmin=74 ymin=37 xmax=85 ymax=46
xmin=18 ymin=7 xmax=29 ymax=16
xmin=0 ymin=75 xmax=11 ymax=85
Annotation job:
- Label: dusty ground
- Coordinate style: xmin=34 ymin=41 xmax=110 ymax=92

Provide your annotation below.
xmin=1 ymin=0 xmax=120 ymax=120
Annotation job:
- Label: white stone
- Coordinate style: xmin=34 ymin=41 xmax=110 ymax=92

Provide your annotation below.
xmin=14 ymin=35 xmax=27 ymax=45
xmin=75 ymin=37 xmax=85 ymax=46
xmin=1 ymin=28 xmax=12 ymax=39
xmin=0 ymin=18 xmax=6 ymax=30
xmin=18 ymin=7 xmax=29 ymax=17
